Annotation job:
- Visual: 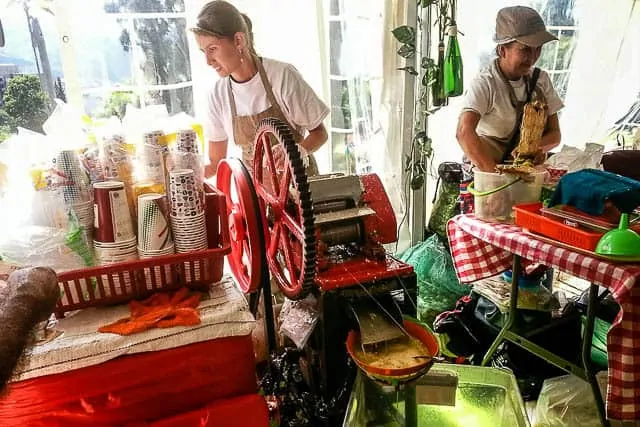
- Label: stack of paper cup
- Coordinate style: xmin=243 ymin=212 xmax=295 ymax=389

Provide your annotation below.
xmin=138 ymin=193 xmax=174 ymax=287
xmin=144 ymin=130 xmax=165 ymax=148
xmin=54 ymin=150 xmax=92 ymax=205
xmin=54 ymin=150 xmax=94 ymax=244
xmin=69 ymin=200 xmax=95 ymax=245
xmin=101 ymin=134 xmax=136 ymax=222
xmin=175 ymin=129 xmax=199 ymax=154
xmin=168 ymin=169 xmax=207 ymax=280
xmin=138 ymin=143 xmax=166 ymax=185
xmin=138 ymin=193 xmax=174 ymax=257
xmin=93 ymin=181 xmax=137 ymax=294
xmin=101 ymin=134 xmax=133 ymax=180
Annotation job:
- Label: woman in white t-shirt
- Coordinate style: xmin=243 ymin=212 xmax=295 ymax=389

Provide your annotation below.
xmin=456 ymin=6 xmax=564 ymax=174
xmin=191 ymin=0 xmax=329 ymax=177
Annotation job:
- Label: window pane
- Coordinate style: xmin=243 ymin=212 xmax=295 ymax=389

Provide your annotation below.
xmin=133 ymin=18 xmax=192 ymax=85
xmin=556 ymin=30 xmax=576 ymax=70
xmin=88 ymin=90 xmax=140 ymax=119
xmin=330 ymin=79 xmax=350 ymax=129
xmin=329 ymin=21 xmax=344 ymax=76
xmin=538 ymin=30 xmax=558 ymax=70
xmin=330 ymin=132 xmax=355 ymax=174
xmin=551 ymin=72 xmax=570 ymax=100
xmin=540 ymin=0 xmax=576 ymax=26
xmin=0 ymin=6 xmax=60 ymax=134
xmin=329 ymin=0 xmax=341 ymax=16
xmin=144 ymin=86 xmax=193 ymax=115
xmin=104 ymin=0 xmax=186 ymax=14
xmin=74 ymin=18 xmax=134 ymax=90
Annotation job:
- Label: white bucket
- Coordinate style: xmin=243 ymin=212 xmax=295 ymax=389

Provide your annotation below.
xmin=470 ymin=171 xmax=546 ymax=221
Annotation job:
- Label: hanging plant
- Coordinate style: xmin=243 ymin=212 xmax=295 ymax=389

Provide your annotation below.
xmin=392 ymin=0 xmax=453 ymax=190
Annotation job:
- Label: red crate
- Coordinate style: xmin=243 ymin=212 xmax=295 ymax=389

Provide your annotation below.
xmin=513 ymin=202 xmax=603 ymax=251
xmin=55 ymin=185 xmax=230 ymax=317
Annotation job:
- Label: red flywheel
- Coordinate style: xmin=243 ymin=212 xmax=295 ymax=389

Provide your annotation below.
xmin=216 ymin=158 xmax=264 ymax=294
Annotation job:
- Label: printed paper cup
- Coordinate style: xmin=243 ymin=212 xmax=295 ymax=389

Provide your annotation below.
xmin=175 ymin=129 xmax=199 ymax=154
xmin=137 ymin=193 xmax=173 ymax=252
xmin=93 ymin=181 xmax=135 ymax=243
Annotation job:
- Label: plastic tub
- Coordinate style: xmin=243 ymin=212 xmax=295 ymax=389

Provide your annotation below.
xmin=343 ymin=364 xmax=530 ymax=427
xmin=471 ymin=171 xmax=546 ymax=222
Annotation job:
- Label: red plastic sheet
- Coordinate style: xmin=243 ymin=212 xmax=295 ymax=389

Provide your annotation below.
xmin=149 ymin=394 xmax=268 ymax=427
xmin=0 ymin=336 xmax=257 ymax=426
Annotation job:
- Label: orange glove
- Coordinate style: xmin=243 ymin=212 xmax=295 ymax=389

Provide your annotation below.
xmin=99 ymin=288 xmax=201 ymax=336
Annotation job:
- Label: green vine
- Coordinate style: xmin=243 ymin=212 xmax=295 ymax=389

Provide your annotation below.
xmin=393 ymin=0 xmax=454 ymax=190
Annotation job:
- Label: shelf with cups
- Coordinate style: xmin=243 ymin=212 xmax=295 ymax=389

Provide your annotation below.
xmin=55 ymin=183 xmax=230 ymax=318
xmin=51 ymin=128 xmax=228 ymax=318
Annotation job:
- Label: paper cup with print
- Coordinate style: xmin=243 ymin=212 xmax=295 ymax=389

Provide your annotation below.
xmin=93 ymin=181 xmax=135 ymax=243
xmin=138 ymin=193 xmax=173 ymax=252
xmin=139 ymin=143 xmax=166 ymax=184
xmin=169 ymin=169 xmax=204 ymax=216
xmin=55 ymin=150 xmax=92 ymax=204
xmin=175 ymin=129 xmax=199 ymax=154
xmin=144 ymin=130 xmax=165 ymax=148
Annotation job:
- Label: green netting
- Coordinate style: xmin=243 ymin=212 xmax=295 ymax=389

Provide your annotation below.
xmin=397 ymin=234 xmax=470 ymax=325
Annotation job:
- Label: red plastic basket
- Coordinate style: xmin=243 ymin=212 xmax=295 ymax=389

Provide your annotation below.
xmin=513 ymin=202 xmax=603 ymax=251
xmin=55 ymin=185 xmax=230 ymax=317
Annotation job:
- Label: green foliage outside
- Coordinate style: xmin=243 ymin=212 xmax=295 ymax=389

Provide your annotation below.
xmin=98 ymin=91 xmax=139 ymax=120
xmin=2 ymin=74 xmax=49 ymax=135
xmin=0 ymin=109 xmax=17 ymax=143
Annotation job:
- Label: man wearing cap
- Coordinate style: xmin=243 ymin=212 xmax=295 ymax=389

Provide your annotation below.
xmin=456 ymin=5 xmax=564 ymax=175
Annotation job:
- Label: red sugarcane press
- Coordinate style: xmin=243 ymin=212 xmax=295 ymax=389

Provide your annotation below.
xmin=216 ymin=118 xmax=418 ymax=410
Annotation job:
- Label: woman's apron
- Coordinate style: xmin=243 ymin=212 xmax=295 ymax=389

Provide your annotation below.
xmin=227 ymin=56 xmax=318 ymax=176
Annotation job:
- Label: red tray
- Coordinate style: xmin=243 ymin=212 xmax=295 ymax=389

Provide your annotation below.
xmin=55 ymin=185 xmax=230 ymax=317
xmin=513 ymin=202 xmax=604 ymax=251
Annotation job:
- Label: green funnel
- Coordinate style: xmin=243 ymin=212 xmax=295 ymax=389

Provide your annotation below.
xmin=595 ymin=213 xmax=640 ymax=257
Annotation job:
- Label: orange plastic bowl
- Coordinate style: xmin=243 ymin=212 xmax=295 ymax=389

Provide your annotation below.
xmin=346 ymin=318 xmax=440 ymax=380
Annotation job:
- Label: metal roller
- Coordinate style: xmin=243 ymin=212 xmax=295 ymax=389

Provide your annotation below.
xmin=319 ymin=220 xmax=363 ymax=246
xmin=313 ymin=199 xmax=351 ymax=214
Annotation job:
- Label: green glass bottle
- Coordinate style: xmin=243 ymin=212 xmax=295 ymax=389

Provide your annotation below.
xmin=431 ymin=41 xmax=448 ymax=107
xmin=444 ymin=24 xmax=463 ymax=97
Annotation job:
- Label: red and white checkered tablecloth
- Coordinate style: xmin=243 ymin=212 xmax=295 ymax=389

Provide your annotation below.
xmin=447 ymin=214 xmax=640 ymax=421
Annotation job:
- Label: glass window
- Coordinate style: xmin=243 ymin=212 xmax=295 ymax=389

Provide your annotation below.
xmin=104 ymin=0 xmax=186 ymax=14
xmin=326 ymin=0 xmax=383 ymax=173
xmin=0 ymin=0 xmax=194 ymax=129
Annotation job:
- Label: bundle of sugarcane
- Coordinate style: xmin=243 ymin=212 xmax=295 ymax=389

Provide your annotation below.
xmin=497 ymin=99 xmax=547 ymax=177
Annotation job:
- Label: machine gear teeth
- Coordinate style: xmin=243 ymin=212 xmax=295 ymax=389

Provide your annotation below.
xmin=253 ymin=117 xmax=317 ymax=300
